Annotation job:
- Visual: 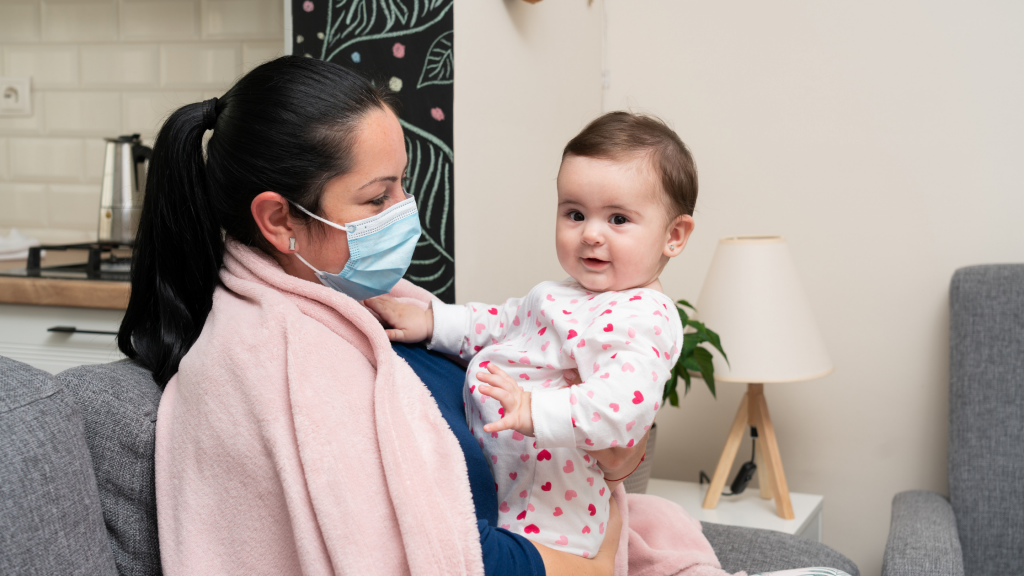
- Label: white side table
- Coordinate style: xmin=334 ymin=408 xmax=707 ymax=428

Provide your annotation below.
xmin=643 ymin=479 xmax=824 ymax=543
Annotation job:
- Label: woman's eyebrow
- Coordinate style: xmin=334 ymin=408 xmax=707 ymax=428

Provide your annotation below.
xmin=357 ymin=175 xmax=398 ymax=190
xmin=358 ymin=162 xmax=409 ymax=190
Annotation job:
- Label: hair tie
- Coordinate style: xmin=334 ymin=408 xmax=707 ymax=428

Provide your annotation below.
xmin=201 ymin=97 xmax=219 ymax=130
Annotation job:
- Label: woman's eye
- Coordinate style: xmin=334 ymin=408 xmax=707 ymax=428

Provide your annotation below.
xmin=570 ymin=211 xmax=585 ymax=222
xmin=369 ymin=195 xmax=388 ymax=207
xmin=611 ymin=215 xmax=629 ymax=225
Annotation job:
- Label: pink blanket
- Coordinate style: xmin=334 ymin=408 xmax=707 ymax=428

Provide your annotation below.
xmin=155 ymin=239 xmax=735 ymax=575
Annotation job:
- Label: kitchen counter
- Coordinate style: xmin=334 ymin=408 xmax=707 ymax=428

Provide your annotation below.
xmin=0 ymin=250 xmax=130 ymax=310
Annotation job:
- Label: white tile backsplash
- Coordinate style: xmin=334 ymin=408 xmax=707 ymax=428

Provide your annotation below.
xmin=48 ymin=183 xmax=100 ymax=229
xmin=121 ymin=1 xmax=200 ymax=41
xmin=242 ymin=41 xmax=282 ymax=73
xmin=0 ymin=139 xmax=8 ymax=179
xmin=0 ymin=0 xmax=283 ymax=239
xmin=83 ymin=137 xmax=107 ymax=183
xmin=0 ymin=1 xmax=41 ymax=43
xmin=0 ymin=183 xmax=49 ymax=228
xmin=81 ymin=44 xmax=160 ymax=87
xmin=122 ymin=91 xmax=202 ymax=137
xmin=161 ymin=43 xmax=240 ymax=88
xmin=10 ymin=138 xmax=84 ymax=181
xmin=44 ymin=92 xmax=122 ymax=135
xmin=41 ymin=0 xmax=119 ymax=43
xmin=203 ymin=0 xmax=282 ymax=40
xmin=4 ymin=46 xmax=80 ymax=88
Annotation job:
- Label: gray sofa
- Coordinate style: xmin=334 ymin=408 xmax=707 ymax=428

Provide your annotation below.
xmin=882 ymin=264 xmax=1024 ymax=576
xmin=1 ymin=355 xmax=858 ymax=575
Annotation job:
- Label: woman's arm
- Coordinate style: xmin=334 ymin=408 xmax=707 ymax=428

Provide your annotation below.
xmin=588 ymin=430 xmax=650 ymax=493
xmin=533 ymin=495 xmax=623 ymax=576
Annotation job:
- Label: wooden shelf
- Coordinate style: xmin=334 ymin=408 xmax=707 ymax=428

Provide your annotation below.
xmin=0 ymin=277 xmax=129 ymax=310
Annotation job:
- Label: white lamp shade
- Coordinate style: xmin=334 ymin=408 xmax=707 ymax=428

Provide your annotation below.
xmin=695 ymin=236 xmax=833 ymax=383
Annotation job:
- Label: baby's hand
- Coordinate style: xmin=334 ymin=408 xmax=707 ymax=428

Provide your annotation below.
xmin=364 ymin=295 xmax=434 ymax=343
xmin=478 ymin=363 xmax=534 ymax=437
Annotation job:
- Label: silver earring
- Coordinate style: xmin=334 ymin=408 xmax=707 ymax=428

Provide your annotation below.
xmin=669 ymin=245 xmax=675 ymax=251
xmin=289 ymin=238 xmax=296 ymax=251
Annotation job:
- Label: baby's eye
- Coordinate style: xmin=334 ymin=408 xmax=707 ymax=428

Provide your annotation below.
xmin=569 ymin=211 xmax=585 ymax=222
xmin=611 ymin=215 xmax=629 ymax=225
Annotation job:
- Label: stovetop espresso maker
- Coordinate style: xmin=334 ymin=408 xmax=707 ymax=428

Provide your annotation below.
xmin=98 ymin=134 xmax=152 ymax=245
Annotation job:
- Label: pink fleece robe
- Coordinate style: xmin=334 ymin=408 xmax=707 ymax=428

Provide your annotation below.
xmin=154 ymin=239 xmax=737 ymax=576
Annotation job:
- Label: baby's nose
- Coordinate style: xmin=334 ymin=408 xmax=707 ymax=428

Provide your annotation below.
xmin=581 ymin=224 xmax=604 ymax=245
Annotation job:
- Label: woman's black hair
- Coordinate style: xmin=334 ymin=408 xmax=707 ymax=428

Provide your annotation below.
xmin=118 ymin=56 xmax=398 ymax=386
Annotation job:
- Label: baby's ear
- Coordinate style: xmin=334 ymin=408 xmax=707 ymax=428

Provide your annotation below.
xmin=665 ymin=214 xmax=695 ymax=257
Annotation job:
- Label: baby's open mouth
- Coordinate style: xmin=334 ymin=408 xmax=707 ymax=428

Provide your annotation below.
xmin=582 ymin=258 xmax=609 ymax=268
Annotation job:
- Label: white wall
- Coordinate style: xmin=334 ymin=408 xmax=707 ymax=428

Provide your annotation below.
xmin=453 ymin=0 xmax=604 ymax=302
xmin=599 ymin=1 xmax=1024 ymax=574
xmin=0 ymin=0 xmax=283 ymax=244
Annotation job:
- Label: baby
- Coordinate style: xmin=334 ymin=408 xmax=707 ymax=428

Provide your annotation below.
xmin=368 ymin=111 xmax=697 ymax=558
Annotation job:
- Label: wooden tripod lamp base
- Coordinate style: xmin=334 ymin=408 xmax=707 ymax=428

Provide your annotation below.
xmin=701 ymin=383 xmax=794 ymax=519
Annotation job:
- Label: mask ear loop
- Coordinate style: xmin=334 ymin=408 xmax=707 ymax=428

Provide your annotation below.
xmin=293 ymin=252 xmax=322 ymax=276
xmin=288 ymin=200 xmax=352 ymax=233
xmin=286 ymin=201 xmax=349 ymax=276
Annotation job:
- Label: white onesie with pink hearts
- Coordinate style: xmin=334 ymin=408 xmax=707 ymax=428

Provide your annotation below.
xmin=428 ymin=279 xmax=683 ymax=557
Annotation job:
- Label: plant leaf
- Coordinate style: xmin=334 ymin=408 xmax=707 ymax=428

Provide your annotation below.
xmin=693 ymin=347 xmax=716 ymax=398
xmin=681 ymin=356 xmax=701 ymax=372
xmin=704 ymin=326 xmax=729 ymax=365
xmin=417 ymin=30 xmax=453 ymax=88
xmin=676 ymin=299 xmax=696 ymax=312
xmin=676 ymin=303 xmax=689 ymax=325
xmin=669 ymin=387 xmax=680 ymax=407
xmin=681 ymin=332 xmax=700 ymax=359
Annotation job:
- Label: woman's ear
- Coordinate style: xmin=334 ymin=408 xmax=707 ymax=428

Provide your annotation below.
xmin=664 ymin=214 xmax=695 ymax=257
xmin=251 ymin=191 xmax=296 ymax=254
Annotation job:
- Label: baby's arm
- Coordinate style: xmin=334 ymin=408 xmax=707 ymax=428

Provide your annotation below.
xmin=534 ymin=301 xmax=680 ymax=451
xmin=429 ymin=297 xmax=524 ymax=360
xmin=364 ymin=296 xmax=434 ymax=343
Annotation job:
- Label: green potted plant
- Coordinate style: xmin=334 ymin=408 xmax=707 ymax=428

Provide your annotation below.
xmin=623 ymin=300 xmax=728 ymax=494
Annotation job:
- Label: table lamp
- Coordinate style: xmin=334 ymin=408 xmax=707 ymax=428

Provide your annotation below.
xmin=695 ymin=236 xmax=832 ymax=519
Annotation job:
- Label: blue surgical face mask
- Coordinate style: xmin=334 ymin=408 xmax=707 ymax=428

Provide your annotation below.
xmin=289 ymin=194 xmax=421 ymax=301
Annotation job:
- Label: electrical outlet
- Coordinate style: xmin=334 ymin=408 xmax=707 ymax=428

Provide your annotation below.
xmin=0 ymin=77 xmax=32 ymax=117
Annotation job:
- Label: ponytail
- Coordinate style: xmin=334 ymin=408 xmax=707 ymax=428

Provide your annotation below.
xmin=118 ymin=56 xmax=396 ymax=386
xmin=118 ymin=102 xmax=223 ymax=385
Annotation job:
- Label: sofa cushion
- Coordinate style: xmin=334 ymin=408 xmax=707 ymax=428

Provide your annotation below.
xmin=948 ymin=264 xmax=1024 ymax=576
xmin=702 ymin=522 xmax=859 ymax=575
xmin=59 ymin=359 xmax=163 ymax=576
xmin=0 ymin=356 xmax=117 ymax=576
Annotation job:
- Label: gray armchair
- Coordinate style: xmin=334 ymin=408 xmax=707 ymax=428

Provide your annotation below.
xmin=882 ymin=265 xmax=1024 ymax=576
xmin=1 ymin=354 xmax=858 ymax=575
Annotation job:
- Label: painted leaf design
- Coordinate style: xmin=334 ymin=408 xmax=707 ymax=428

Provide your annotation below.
xmin=400 ymin=118 xmax=454 ymax=297
xmin=322 ymin=0 xmax=453 ymax=61
xmin=417 ymin=30 xmax=453 ymax=88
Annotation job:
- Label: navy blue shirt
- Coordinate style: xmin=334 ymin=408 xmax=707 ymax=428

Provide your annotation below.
xmin=392 ymin=343 xmax=545 ymax=576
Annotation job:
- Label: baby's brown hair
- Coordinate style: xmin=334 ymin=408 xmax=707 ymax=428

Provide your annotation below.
xmin=562 ymin=111 xmax=697 ymax=217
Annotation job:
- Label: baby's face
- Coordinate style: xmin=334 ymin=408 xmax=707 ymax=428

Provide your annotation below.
xmin=555 ymin=154 xmax=679 ymax=293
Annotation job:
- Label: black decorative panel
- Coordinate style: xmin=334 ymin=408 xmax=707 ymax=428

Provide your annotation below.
xmin=292 ymin=0 xmax=455 ymax=302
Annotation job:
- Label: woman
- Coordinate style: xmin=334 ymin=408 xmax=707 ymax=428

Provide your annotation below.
xmin=119 ymin=56 xmax=644 ymax=575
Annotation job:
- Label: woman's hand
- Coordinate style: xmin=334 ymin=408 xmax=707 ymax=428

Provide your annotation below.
xmin=588 ymin=430 xmax=649 ymax=493
xmin=532 ymin=495 xmax=622 ymax=576
xmin=364 ymin=296 xmax=434 ymax=343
